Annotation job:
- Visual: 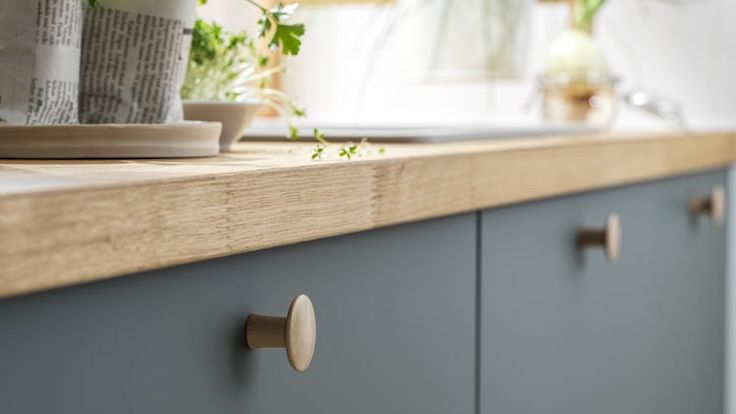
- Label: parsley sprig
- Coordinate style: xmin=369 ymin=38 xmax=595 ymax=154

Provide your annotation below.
xmin=309 ymin=137 xmax=386 ymax=162
xmin=193 ymin=1 xmax=306 ymax=57
xmin=311 ymin=145 xmax=325 ymax=160
xmin=246 ymin=1 xmax=306 ymax=56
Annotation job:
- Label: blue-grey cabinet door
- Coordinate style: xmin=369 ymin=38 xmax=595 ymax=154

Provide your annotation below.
xmin=0 ymin=214 xmax=476 ymax=414
xmin=481 ymin=170 xmax=726 ymax=414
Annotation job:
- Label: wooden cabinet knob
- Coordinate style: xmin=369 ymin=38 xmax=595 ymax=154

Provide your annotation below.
xmin=246 ymin=294 xmax=316 ymax=372
xmin=577 ymin=214 xmax=621 ymax=262
xmin=690 ymin=185 xmax=726 ymax=226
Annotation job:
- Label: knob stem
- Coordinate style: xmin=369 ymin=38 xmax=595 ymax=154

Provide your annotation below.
xmin=690 ymin=198 xmax=713 ymax=214
xmin=246 ymin=314 xmax=287 ymax=349
xmin=576 ymin=214 xmax=621 ymax=263
xmin=690 ymin=185 xmax=725 ymax=226
xmin=577 ymin=229 xmax=607 ymax=247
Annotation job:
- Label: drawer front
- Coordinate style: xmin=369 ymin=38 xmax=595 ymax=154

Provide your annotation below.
xmin=481 ymin=170 xmax=726 ymax=414
xmin=0 ymin=214 xmax=476 ymax=414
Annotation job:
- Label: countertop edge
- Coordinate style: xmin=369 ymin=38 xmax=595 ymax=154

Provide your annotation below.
xmin=1 ymin=131 xmax=734 ymax=298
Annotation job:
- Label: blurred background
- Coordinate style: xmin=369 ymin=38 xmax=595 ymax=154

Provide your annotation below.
xmin=197 ymin=0 xmax=735 ymax=131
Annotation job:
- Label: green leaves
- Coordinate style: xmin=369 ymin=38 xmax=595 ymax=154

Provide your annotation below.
xmin=313 ymin=128 xmax=328 ymax=145
xmin=188 ymin=18 xmax=252 ymax=68
xmin=573 ymin=0 xmax=608 ymax=31
xmin=288 ymin=124 xmax=299 ymax=141
xmin=289 ymin=102 xmax=307 ymax=118
xmin=308 ymin=136 xmax=385 ymax=162
xmin=87 ymin=0 xmax=99 ymax=8
xmin=182 ymin=18 xmax=255 ymax=101
xmin=339 ymin=144 xmax=358 ymax=160
xmin=311 ymin=145 xmax=325 ymax=160
xmin=256 ymin=3 xmax=306 ymax=56
xmin=186 ymin=0 xmax=313 ymax=154
xmin=190 ymin=19 xmax=222 ymax=64
xmin=270 ymin=22 xmax=306 ymax=56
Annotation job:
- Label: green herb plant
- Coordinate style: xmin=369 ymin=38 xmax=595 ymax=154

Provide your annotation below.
xmin=183 ymin=2 xmax=380 ymax=160
xmin=183 ymin=0 xmax=308 ymax=138
xmin=181 ymin=17 xmax=305 ymax=117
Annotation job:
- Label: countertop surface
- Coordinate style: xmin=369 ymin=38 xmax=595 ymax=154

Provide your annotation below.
xmin=1 ymin=131 xmax=735 ymax=298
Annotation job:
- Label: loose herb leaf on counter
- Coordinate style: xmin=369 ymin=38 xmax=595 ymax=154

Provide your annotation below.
xmin=339 ymin=144 xmax=358 ymax=160
xmin=311 ymin=145 xmax=325 ymax=160
xmin=288 ymin=124 xmax=300 ymax=141
xmin=313 ymin=129 xmax=328 ymax=146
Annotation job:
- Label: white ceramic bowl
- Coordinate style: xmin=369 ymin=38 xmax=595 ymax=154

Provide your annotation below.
xmin=183 ymin=101 xmax=263 ymax=151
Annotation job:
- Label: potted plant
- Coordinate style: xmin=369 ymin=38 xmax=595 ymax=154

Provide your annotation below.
xmin=181 ymin=4 xmax=307 ymax=151
xmin=540 ymin=0 xmax=616 ymax=127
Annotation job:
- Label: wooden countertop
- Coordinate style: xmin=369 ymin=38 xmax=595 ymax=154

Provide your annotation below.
xmin=1 ymin=131 xmax=734 ymax=298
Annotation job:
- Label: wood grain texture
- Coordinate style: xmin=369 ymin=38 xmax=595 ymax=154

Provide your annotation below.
xmin=0 ymin=131 xmax=734 ymax=298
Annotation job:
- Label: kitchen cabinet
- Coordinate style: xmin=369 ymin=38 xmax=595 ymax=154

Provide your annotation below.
xmin=480 ymin=170 xmax=726 ymax=414
xmin=0 ymin=165 xmax=728 ymax=414
xmin=0 ymin=214 xmax=477 ymax=414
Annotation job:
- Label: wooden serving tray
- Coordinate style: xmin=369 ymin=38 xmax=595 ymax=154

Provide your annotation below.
xmin=0 ymin=122 xmax=222 ymax=158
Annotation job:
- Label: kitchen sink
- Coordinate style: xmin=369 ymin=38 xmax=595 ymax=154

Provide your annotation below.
xmin=244 ymin=122 xmax=598 ymax=143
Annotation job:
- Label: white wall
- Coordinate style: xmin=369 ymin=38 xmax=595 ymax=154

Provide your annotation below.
xmin=200 ymin=0 xmax=736 ymax=128
xmin=198 ymin=0 xmax=736 ymax=127
xmin=594 ymin=0 xmax=736 ymax=129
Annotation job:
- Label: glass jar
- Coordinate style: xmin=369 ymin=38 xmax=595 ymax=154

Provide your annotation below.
xmin=539 ymin=74 xmax=618 ymax=129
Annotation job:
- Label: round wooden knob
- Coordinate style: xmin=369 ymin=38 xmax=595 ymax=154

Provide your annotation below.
xmin=246 ymin=294 xmax=316 ymax=372
xmin=577 ymin=214 xmax=621 ymax=263
xmin=690 ymin=185 xmax=725 ymax=226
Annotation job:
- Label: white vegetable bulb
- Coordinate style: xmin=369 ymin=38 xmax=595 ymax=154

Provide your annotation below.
xmin=545 ymin=28 xmax=610 ymax=82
